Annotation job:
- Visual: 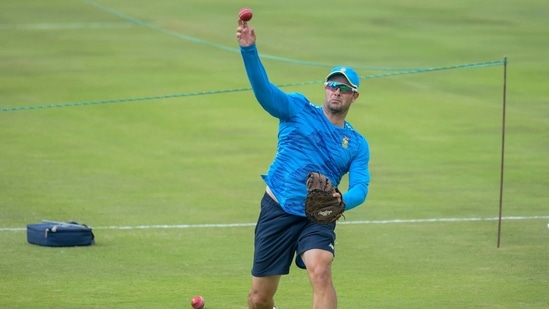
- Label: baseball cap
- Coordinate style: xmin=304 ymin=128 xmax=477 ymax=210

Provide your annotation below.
xmin=325 ymin=66 xmax=360 ymax=90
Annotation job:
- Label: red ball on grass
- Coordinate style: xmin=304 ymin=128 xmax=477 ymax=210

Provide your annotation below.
xmin=191 ymin=295 xmax=205 ymax=309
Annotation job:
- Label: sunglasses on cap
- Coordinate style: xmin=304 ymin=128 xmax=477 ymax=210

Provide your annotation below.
xmin=324 ymin=81 xmax=357 ymax=94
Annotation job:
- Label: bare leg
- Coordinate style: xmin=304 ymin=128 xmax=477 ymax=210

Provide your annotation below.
xmin=302 ymin=249 xmax=337 ymax=309
xmin=248 ymin=275 xmax=281 ymax=309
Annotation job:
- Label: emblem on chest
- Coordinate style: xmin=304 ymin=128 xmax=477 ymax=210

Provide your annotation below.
xmin=342 ymin=136 xmax=349 ymax=149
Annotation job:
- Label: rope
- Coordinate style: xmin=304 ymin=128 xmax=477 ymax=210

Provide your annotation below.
xmin=0 ymin=60 xmax=505 ymax=113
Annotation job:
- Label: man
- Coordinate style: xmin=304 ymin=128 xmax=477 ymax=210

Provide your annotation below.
xmin=236 ymin=18 xmax=370 ymax=309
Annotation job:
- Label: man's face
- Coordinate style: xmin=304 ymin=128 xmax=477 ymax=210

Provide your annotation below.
xmin=323 ymin=75 xmax=359 ymax=115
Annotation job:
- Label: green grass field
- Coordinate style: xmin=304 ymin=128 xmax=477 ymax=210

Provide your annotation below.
xmin=1 ymin=0 xmax=548 ymax=308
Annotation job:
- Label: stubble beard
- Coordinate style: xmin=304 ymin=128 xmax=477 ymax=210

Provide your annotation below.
xmin=325 ymin=100 xmax=347 ymax=116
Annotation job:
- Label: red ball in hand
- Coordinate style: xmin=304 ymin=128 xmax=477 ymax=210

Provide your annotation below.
xmin=239 ymin=8 xmax=253 ymax=22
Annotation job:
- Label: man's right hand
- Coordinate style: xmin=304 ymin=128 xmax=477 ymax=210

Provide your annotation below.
xmin=236 ymin=19 xmax=256 ymax=47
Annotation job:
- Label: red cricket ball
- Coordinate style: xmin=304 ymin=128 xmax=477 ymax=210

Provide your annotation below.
xmin=191 ymin=295 xmax=205 ymax=309
xmin=239 ymin=7 xmax=253 ymax=22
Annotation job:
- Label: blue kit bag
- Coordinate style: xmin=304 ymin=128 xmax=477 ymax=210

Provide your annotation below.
xmin=27 ymin=220 xmax=95 ymax=247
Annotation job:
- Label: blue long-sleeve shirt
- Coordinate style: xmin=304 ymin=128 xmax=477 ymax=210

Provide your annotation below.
xmin=241 ymin=44 xmax=370 ymax=217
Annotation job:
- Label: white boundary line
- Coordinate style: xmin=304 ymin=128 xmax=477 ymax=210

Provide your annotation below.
xmin=1 ymin=216 xmax=548 ymax=232
xmin=0 ymin=22 xmax=136 ymax=30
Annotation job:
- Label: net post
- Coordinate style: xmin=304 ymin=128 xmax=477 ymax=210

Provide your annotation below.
xmin=497 ymin=56 xmax=508 ymax=248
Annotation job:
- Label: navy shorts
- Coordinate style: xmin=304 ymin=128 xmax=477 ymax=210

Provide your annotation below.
xmin=251 ymin=192 xmax=336 ymax=277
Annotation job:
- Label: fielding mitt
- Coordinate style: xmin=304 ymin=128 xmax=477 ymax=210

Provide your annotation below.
xmin=304 ymin=172 xmax=345 ymax=224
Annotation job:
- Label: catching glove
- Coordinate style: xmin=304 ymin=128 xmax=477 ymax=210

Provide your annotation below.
xmin=304 ymin=172 xmax=345 ymax=224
